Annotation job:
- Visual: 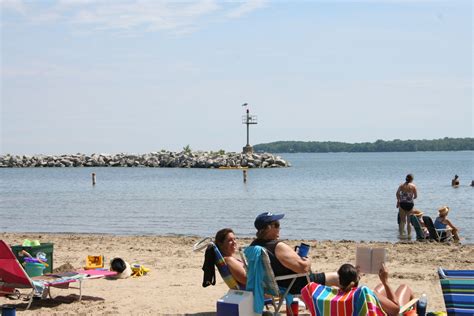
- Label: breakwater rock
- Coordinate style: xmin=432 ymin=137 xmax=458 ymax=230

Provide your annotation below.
xmin=0 ymin=152 xmax=290 ymax=168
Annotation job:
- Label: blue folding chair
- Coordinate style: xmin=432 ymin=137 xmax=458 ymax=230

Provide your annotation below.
xmin=438 ymin=268 xmax=474 ymax=316
xmin=439 ymin=267 xmax=474 ymax=279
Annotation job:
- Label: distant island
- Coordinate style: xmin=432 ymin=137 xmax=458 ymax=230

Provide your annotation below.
xmin=254 ymin=137 xmax=474 ymax=153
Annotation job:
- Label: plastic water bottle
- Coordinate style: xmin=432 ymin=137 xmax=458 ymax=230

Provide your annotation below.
xmin=36 ymin=252 xmax=47 ymax=262
xmin=417 ymin=293 xmax=427 ymax=316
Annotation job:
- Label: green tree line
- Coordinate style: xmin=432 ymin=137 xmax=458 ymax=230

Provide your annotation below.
xmin=254 ymin=137 xmax=474 ymax=153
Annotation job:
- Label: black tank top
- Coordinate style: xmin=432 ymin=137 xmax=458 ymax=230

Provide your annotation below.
xmin=250 ymin=239 xmax=296 ymax=288
xmin=250 ymin=238 xmax=315 ymax=294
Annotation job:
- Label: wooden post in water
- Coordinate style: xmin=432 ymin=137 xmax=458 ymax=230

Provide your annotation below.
xmin=92 ymin=172 xmax=96 ymax=186
xmin=243 ymin=169 xmax=247 ymax=183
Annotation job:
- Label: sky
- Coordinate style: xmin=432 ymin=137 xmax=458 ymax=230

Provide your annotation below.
xmin=1 ymin=0 xmax=472 ymax=155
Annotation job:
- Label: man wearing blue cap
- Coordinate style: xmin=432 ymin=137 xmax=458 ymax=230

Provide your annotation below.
xmin=250 ymin=212 xmax=339 ymax=294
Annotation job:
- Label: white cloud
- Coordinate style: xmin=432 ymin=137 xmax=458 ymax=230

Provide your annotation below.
xmin=0 ymin=0 xmax=267 ymax=35
xmin=226 ymin=0 xmax=268 ymax=19
xmin=0 ymin=0 xmax=27 ymax=14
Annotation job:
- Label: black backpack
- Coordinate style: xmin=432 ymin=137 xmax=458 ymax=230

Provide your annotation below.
xmin=110 ymin=258 xmax=126 ymax=273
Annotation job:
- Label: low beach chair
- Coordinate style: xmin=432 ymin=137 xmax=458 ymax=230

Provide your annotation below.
xmin=410 ymin=215 xmax=427 ymax=241
xmin=242 ymin=245 xmax=309 ymax=316
xmin=211 ymin=242 xmax=244 ymax=290
xmin=194 ymin=237 xmax=244 ymax=290
xmin=422 ymin=216 xmax=453 ymax=242
xmin=0 ymin=240 xmax=115 ymax=310
xmin=438 ymin=271 xmax=474 ymax=316
xmin=301 ymin=282 xmax=418 ymax=316
xmin=438 ymin=267 xmax=474 ymax=279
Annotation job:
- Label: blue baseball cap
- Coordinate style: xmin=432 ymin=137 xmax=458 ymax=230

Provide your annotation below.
xmin=254 ymin=212 xmax=285 ymax=230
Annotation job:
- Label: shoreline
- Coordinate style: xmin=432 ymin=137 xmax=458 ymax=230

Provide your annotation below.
xmin=1 ymin=232 xmax=473 ymax=314
xmin=2 ymin=231 xmax=473 ymax=245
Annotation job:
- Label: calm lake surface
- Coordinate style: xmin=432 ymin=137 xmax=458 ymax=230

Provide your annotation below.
xmin=1 ymin=152 xmax=472 ymax=243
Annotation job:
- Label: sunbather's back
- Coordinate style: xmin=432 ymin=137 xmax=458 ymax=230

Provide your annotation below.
xmin=301 ymin=282 xmax=386 ymax=316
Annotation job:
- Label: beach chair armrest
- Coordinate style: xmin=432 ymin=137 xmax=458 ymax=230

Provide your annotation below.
xmin=399 ymin=298 xmax=419 ymax=315
xmin=438 ymin=267 xmax=447 ymax=279
xmin=192 ymin=237 xmax=212 ymax=252
xmin=274 ymin=273 xmax=308 ymax=282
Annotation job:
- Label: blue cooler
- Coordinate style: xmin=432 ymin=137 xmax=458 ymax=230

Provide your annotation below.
xmin=217 ymin=290 xmax=253 ymax=316
xmin=1 ymin=305 xmax=16 ymax=316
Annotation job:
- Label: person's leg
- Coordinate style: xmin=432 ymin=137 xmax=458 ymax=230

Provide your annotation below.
xmin=405 ymin=210 xmax=412 ymax=236
xmin=373 ymin=283 xmax=400 ymax=316
xmin=394 ymin=284 xmax=414 ymax=306
xmin=374 ymin=283 xmax=386 ymax=296
xmin=309 ymin=271 xmax=339 ymax=287
xmin=289 ymin=275 xmax=311 ymax=294
xmin=290 ymin=272 xmax=339 ymax=294
xmin=398 ymin=208 xmax=406 ymax=235
xmin=322 ymin=272 xmax=340 ymax=287
xmin=451 ymin=227 xmax=460 ymax=242
xmin=375 ymin=294 xmax=400 ymax=316
xmin=374 ymin=283 xmax=414 ymax=316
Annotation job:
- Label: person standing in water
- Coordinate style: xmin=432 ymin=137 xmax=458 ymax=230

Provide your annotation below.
xmin=396 ymin=174 xmax=417 ymax=237
xmin=451 ymin=175 xmax=460 ymax=187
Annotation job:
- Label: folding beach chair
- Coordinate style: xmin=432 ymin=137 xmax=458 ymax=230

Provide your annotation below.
xmin=211 ymin=242 xmax=244 ymax=290
xmin=0 ymin=240 xmax=115 ymax=310
xmin=422 ymin=216 xmax=453 ymax=242
xmin=410 ymin=215 xmax=427 ymax=241
xmin=438 ymin=267 xmax=474 ymax=279
xmin=193 ymin=237 xmax=244 ymax=290
xmin=438 ymin=272 xmax=474 ymax=316
xmin=300 ymin=282 xmax=418 ymax=316
xmin=242 ymin=245 xmax=309 ymax=316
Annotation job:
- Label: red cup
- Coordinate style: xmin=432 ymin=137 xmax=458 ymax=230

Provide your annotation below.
xmin=286 ymin=301 xmax=298 ymax=316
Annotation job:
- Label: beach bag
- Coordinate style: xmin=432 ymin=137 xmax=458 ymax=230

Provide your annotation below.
xmin=110 ymin=258 xmax=132 ymax=279
xmin=111 ymin=258 xmax=127 ymax=273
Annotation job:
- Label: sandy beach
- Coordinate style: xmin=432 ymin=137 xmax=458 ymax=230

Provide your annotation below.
xmin=1 ymin=232 xmax=472 ymax=315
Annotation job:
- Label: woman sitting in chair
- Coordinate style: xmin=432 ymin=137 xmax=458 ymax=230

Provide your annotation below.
xmin=412 ymin=209 xmax=429 ymax=238
xmin=338 ymin=263 xmax=415 ymax=316
xmin=214 ymin=228 xmax=247 ymax=286
xmin=434 ymin=206 xmax=460 ymax=242
xmin=201 ymin=228 xmax=246 ymax=289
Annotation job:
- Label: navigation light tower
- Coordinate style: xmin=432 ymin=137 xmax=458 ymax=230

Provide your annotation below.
xmin=241 ymin=103 xmax=258 ymax=154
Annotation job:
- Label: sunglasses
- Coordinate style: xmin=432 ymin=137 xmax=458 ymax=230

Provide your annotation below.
xmin=270 ymin=221 xmax=280 ymax=229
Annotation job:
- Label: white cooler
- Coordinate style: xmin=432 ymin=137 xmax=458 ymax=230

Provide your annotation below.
xmin=216 ymin=289 xmax=254 ymax=316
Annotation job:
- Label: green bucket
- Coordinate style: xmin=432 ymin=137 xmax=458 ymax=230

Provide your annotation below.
xmin=24 ymin=262 xmax=45 ymax=277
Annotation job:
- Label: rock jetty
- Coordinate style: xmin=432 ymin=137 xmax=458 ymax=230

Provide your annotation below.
xmin=0 ymin=151 xmax=290 ymax=168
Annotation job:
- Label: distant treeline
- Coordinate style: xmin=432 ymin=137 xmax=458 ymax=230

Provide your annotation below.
xmin=254 ymin=137 xmax=474 ymax=153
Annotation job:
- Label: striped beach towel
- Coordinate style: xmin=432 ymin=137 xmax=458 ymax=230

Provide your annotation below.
xmin=213 ymin=243 xmax=244 ymax=290
xmin=301 ymin=282 xmax=386 ymax=316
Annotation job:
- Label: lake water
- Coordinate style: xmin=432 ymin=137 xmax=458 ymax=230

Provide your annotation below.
xmin=0 ymin=152 xmax=472 ymax=243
